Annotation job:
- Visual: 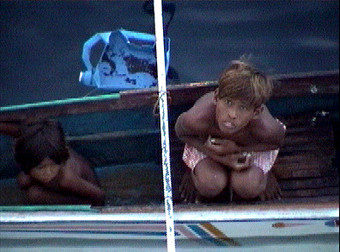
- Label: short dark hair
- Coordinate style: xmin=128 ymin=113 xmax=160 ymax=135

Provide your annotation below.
xmin=14 ymin=120 xmax=69 ymax=173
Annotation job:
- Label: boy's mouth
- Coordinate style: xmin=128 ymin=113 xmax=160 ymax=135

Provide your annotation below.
xmin=223 ymin=121 xmax=236 ymax=129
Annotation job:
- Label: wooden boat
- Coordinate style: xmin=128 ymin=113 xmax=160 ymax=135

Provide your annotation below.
xmin=0 ymin=70 xmax=338 ymax=250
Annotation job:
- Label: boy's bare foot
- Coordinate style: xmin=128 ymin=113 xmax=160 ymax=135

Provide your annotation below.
xmin=179 ymin=170 xmax=200 ymax=203
xmin=259 ymin=171 xmax=282 ymax=201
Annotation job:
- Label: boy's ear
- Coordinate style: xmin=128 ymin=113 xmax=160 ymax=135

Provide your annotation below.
xmin=253 ymin=105 xmax=264 ymax=119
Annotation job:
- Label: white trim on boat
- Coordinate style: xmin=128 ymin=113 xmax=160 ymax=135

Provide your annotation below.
xmin=1 ymin=203 xmax=338 ymax=223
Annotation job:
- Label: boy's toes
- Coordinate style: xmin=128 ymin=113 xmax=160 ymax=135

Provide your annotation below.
xmin=195 ymin=195 xmax=203 ymax=204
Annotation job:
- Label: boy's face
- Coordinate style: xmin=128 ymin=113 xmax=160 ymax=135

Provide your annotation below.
xmin=214 ymin=96 xmax=261 ymax=134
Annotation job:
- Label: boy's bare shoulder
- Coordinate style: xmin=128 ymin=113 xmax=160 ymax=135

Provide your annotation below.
xmin=194 ymin=91 xmax=215 ymax=105
xmin=249 ymin=105 xmax=285 ymax=143
xmin=176 ymin=91 xmax=216 ymax=135
xmin=186 ymin=91 xmax=215 ymax=118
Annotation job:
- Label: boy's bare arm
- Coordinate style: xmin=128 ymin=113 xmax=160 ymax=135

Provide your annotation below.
xmin=68 ymin=148 xmax=99 ymax=185
xmin=175 ymin=104 xmax=225 ymax=157
xmin=27 ymin=184 xmax=101 ymax=205
xmin=175 ymin=92 xmax=216 ymax=138
xmin=244 ymin=106 xmax=286 ymax=152
xmin=175 ymin=112 xmax=214 ymax=155
xmin=59 ymin=176 xmax=105 ymax=203
xmin=54 ymin=153 xmax=105 ymax=204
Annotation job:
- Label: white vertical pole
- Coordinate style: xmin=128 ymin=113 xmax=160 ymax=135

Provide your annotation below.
xmin=153 ymin=0 xmax=176 ymax=251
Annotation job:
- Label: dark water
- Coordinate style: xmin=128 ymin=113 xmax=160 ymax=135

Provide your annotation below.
xmin=0 ymin=1 xmax=338 ymax=107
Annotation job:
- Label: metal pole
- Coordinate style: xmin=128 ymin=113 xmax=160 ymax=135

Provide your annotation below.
xmin=153 ymin=0 xmax=176 ymax=251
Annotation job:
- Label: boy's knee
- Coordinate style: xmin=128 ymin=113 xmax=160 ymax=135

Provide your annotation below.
xmin=231 ymin=167 xmax=267 ymax=199
xmin=193 ymin=161 xmax=228 ymax=198
xmin=196 ymin=179 xmax=227 ymax=198
xmin=243 ymin=180 xmax=266 ymax=199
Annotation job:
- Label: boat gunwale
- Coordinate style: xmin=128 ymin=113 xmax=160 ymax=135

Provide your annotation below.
xmin=0 ymin=202 xmax=338 ymax=223
xmin=0 ymin=70 xmax=338 ymax=122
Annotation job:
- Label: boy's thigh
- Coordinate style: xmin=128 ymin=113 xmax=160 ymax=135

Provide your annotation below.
xmin=230 ymin=165 xmax=268 ymax=199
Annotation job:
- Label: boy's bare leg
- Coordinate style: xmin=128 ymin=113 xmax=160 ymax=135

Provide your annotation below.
xmin=230 ymin=165 xmax=282 ymax=200
xmin=179 ymin=161 xmax=282 ymax=203
xmin=179 ymin=170 xmax=197 ymax=203
xmin=58 ymin=171 xmax=105 ymax=205
xmin=259 ymin=171 xmax=282 ymax=201
xmin=180 ymin=157 xmax=229 ymax=202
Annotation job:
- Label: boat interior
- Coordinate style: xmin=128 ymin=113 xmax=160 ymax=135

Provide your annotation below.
xmin=0 ymin=71 xmax=339 ymax=211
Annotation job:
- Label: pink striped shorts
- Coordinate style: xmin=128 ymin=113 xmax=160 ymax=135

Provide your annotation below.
xmin=182 ymin=144 xmax=279 ymax=174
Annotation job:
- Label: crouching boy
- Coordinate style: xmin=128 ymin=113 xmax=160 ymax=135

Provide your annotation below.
xmin=175 ymin=60 xmax=286 ymax=203
xmin=15 ymin=120 xmax=105 ymax=205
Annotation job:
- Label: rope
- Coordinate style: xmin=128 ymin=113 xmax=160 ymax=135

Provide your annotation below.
xmin=153 ymin=0 xmax=176 ymax=251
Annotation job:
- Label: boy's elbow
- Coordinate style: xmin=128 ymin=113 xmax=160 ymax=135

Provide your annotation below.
xmin=174 ymin=116 xmax=182 ymax=137
xmin=175 ymin=113 xmax=190 ymax=138
xmin=261 ymin=129 xmax=285 ymax=150
xmin=273 ymin=127 xmax=286 ymax=148
xmin=175 ymin=112 xmax=206 ymax=141
xmin=269 ymin=119 xmax=286 ymax=147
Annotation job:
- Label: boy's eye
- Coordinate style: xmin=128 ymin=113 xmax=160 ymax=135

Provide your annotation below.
xmin=225 ymin=99 xmax=232 ymax=105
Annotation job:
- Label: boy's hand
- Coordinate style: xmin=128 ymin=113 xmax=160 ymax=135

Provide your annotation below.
xmin=205 ymin=136 xmax=241 ymax=155
xmin=204 ymin=136 xmax=251 ymax=170
xmin=221 ymin=152 xmax=252 ymax=171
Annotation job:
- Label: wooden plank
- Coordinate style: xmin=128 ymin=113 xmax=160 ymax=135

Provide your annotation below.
xmin=280 ymin=145 xmax=334 ymax=154
xmin=0 ymin=71 xmax=338 ymax=122
xmin=285 ymin=126 xmax=331 ymax=135
xmin=0 ymin=90 xmax=159 ymax=122
xmin=66 ymin=129 xmax=160 ymax=141
xmin=274 ymin=169 xmax=326 ymax=179
xmin=273 ymin=162 xmax=330 ymax=173
xmin=259 ymin=195 xmax=339 ymax=205
xmin=283 ymin=116 xmax=334 ymax=128
xmin=283 ymin=134 xmax=333 ymax=144
xmin=280 ymin=177 xmax=339 ymax=190
xmin=283 ymin=187 xmax=339 ymax=198
xmin=275 ymin=153 xmax=333 ymax=164
xmin=272 ymin=72 xmax=339 ymax=98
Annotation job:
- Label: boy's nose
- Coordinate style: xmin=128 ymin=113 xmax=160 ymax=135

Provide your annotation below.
xmin=228 ymin=108 xmax=237 ymax=119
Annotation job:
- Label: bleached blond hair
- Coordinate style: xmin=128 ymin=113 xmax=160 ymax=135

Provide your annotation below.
xmin=217 ymin=59 xmax=273 ymax=108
